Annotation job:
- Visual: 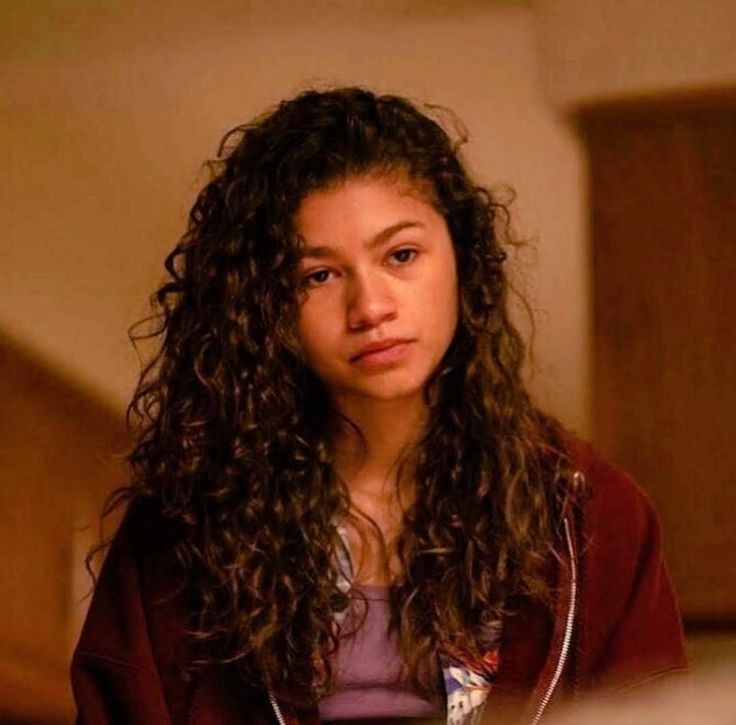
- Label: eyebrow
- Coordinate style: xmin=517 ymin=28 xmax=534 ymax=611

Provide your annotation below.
xmin=299 ymin=220 xmax=425 ymax=259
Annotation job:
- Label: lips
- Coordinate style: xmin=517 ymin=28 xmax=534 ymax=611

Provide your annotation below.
xmin=350 ymin=338 xmax=413 ymax=362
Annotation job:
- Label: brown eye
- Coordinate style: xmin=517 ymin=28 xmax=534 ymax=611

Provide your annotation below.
xmin=303 ymin=269 xmax=332 ymax=287
xmin=389 ymin=248 xmax=418 ymax=265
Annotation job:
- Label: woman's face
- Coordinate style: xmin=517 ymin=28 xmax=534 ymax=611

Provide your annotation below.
xmin=294 ymin=173 xmax=459 ymax=405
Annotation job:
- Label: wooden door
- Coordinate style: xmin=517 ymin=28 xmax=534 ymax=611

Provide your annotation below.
xmin=579 ymin=93 xmax=736 ymax=622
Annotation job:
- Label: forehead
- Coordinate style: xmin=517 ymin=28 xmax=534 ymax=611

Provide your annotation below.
xmin=294 ymin=174 xmax=439 ymax=244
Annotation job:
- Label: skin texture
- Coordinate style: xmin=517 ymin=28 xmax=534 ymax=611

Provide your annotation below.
xmin=295 ymin=173 xmax=459 ymax=411
xmin=294 ymin=173 xmax=460 ymax=585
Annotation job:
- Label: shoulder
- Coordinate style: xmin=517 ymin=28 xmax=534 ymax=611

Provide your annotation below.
xmin=113 ymin=497 xmax=180 ymax=554
xmin=562 ymin=435 xmax=688 ymax=688
xmin=106 ymin=497 xmax=190 ymax=633
xmin=564 ymin=435 xmax=666 ymax=609
xmin=564 ymin=434 xmax=657 ymax=541
xmin=77 ymin=498 xmax=187 ymax=649
xmin=73 ymin=498 xmax=195 ymax=720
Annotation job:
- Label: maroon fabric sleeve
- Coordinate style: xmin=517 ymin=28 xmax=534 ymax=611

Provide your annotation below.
xmin=575 ymin=452 xmax=689 ymax=692
xmin=71 ymin=514 xmax=174 ymax=724
xmin=70 ymin=507 xmax=275 ymax=724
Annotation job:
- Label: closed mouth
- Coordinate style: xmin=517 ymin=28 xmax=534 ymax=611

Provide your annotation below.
xmin=350 ymin=339 xmax=413 ymax=363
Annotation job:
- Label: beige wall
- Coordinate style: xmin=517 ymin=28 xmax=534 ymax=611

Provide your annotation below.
xmin=0 ymin=0 xmax=590 ymax=433
xmin=538 ymin=0 xmax=736 ymax=108
xmin=3 ymin=0 xmax=736 ymax=469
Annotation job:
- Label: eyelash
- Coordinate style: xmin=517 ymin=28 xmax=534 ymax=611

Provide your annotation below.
xmin=302 ymin=247 xmax=419 ymax=287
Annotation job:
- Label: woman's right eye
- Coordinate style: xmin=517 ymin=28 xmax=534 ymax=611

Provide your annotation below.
xmin=303 ymin=269 xmax=332 ymax=287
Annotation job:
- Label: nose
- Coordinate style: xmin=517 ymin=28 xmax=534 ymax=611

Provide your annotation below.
xmin=346 ymin=268 xmax=398 ymax=331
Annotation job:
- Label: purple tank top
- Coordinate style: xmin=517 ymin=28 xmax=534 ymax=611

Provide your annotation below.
xmin=318 ymin=585 xmax=445 ymax=722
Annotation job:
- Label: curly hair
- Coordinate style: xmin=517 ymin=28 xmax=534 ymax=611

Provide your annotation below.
xmin=107 ymin=87 xmax=579 ymax=707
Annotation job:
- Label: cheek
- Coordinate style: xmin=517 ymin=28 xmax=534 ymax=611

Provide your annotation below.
xmin=443 ymin=285 xmax=460 ymax=343
xmin=436 ymin=253 xmax=459 ymax=325
xmin=297 ymin=303 xmax=334 ymax=365
xmin=296 ymin=309 xmax=317 ymax=355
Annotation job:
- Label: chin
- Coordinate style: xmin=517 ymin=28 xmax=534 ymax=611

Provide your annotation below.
xmin=362 ymin=388 xmax=422 ymax=403
xmin=324 ymin=361 xmax=437 ymax=403
xmin=353 ymin=374 xmax=429 ymax=402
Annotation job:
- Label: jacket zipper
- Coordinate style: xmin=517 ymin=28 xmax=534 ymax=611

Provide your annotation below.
xmin=268 ymin=690 xmax=287 ymax=725
xmin=529 ymin=515 xmax=578 ymax=725
xmin=267 ymin=512 xmax=578 ymax=725
xmin=266 ymin=523 xmax=353 ymax=725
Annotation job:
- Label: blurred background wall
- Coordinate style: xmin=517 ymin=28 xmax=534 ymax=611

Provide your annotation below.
xmin=0 ymin=0 xmax=734 ymax=720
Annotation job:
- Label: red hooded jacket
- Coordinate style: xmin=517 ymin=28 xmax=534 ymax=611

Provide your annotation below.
xmin=71 ymin=439 xmax=688 ymax=724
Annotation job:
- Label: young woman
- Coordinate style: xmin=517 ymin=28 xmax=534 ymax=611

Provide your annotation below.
xmin=72 ymin=87 xmax=688 ymax=725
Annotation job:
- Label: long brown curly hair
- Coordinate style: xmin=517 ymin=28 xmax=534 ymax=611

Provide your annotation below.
xmin=106 ymin=87 xmax=578 ymax=707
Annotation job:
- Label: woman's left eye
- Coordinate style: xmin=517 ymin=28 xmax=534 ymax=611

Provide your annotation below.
xmin=389 ymin=248 xmax=418 ymax=265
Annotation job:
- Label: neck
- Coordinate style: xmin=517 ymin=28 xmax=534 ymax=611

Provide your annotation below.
xmin=329 ymin=393 xmax=427 ymax=502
